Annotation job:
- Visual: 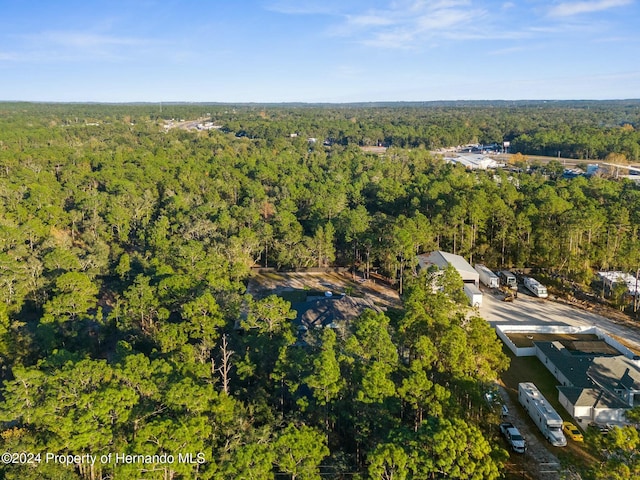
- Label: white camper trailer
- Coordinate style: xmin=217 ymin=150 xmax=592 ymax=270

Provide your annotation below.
xmin=523 ymin=276 xmax=548 ymax=298
xmin=519 ymin=382 xmax=566 ymax=447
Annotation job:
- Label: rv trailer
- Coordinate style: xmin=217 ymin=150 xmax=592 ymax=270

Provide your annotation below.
xmin=518 ymin=382 xmax=566 ymax=447
xmin=523 ymin=276 xmax=548 ymax=298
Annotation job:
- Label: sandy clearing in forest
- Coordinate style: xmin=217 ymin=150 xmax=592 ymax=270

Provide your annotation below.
xmin=246 ymin=270 xmax=402 ymax=310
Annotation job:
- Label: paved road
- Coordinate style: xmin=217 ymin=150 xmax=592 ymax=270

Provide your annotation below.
xmin=479 ymin=287 xmax=640 ymax=350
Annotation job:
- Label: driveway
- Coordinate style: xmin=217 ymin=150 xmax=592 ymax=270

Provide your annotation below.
xmin=498 ymin=386 xmax=563 ymax=480
xmin=479 ymin=287 xmax=640 ymax=351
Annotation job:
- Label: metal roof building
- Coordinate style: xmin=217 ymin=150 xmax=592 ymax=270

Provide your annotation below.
xmin=444 ymin=154 xmax=498 ymax=170
xmin=417 ymin=251 xmax=479 ymax=286
xmin=535 ymin=340 xmax=640 ymax=425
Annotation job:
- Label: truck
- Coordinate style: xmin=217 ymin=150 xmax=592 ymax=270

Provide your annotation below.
xmin=498 ymin=271 xmax=518 ymax=290
xmin=523 ymin=276 xmax=548 ymax=298
xmin=499 ymin=422 xmax=527 ymax=453
xmin=518 ymin=382 xmax=566 ymax=447
xmin=463 ymin=283 xmax=483 ymax=307
xmin=475 ymin=264 xmax=499 ymax=288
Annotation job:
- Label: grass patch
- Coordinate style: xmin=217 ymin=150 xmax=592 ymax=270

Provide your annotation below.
xmin=501 ymin=351 xmax=596 ymax=427
xmin=278 ymin=290 xmax=308 ymax=303
xmin=259 ymin=271 xmax=285 ymax=281
xmin=500 ymin=352 xmax=560 ymax=403
xmin=278 ymin=289 xmax=343 ymax=303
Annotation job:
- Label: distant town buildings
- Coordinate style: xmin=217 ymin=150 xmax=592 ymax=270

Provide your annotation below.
xmin=443 ymin=153 xmax=498 ymax=170
xmin=196 ymin=121 xmax=222 ymax=131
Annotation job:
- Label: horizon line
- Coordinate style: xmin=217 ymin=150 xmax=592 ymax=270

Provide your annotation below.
xmin=2 ymin=98 xmax=640 ymax=106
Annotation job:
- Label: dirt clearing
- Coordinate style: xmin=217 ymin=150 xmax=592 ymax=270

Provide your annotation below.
xmin=246 ymin=270 xmax=402 ymax=310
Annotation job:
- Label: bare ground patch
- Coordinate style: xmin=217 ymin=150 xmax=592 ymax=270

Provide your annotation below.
xmin=246 ymin=270 xmax=402 ymax=310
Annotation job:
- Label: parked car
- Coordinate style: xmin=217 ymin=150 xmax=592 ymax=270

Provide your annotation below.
xmin=499 ymin=422 xmax=527 ymax=453
xmin=562 ymin=422 xmax=584 ymax=442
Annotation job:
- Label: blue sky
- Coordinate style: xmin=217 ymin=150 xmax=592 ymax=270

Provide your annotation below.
xmin=1 ymin=0 xmax=639 ymax=102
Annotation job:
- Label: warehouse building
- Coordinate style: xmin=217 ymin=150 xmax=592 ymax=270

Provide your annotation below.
xmin=417 ymin=251 xmax=479 ymax=287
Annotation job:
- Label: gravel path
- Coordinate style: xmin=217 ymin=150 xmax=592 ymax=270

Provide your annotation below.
xmin=498 ymin=386 xmax=563 ymax=480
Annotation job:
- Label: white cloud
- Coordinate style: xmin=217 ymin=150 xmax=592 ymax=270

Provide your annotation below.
xmin=270 ymin=1 xmax=547 ymax=49
xmin=416 ymin=8 xmax=477 ymax=30
xmin=0 ymin=51 xmax=20 ymax=61
xmin=34 ymin=31 xmax=150 ymax=49
xmin=335 ymin=1 xmax=488 ymax=48
xmin=264 ymin=0 xmax=353 ymax=15
xmin=348 ymin=15 xmax=396 ymax=27
xmin=269 ymin=0 xmax=634 ymax=50
xmin=548 ymin=0 xmax=632 ymax=17
xmin=488 ymin=45 xmax=531 ymax=55
xmin=8 ymin=30 xmax=164 ymax=63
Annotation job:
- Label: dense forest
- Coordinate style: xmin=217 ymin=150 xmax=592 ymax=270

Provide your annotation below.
xmin=1 ymin=101 xmax=640 ymax=479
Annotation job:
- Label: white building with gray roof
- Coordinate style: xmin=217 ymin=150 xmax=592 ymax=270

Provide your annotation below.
xmin=535 ymin=340 xmax=640 ymax=425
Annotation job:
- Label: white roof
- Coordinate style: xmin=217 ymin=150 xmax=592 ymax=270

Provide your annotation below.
xmin=475 ymin=264 xmax=498 ymax=277
xmin=599 ymin=271 xmax=639 ymax=295
xmin=418 ymin=251 xmax=479 ymax=283
xmin=444 ymin=154 xmax=497 ymax=170
xmin=464 ymin=283 xmax=482 ymax=295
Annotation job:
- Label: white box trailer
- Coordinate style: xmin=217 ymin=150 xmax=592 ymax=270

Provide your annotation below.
xmin=474 ymin=264 xmax=499 ymax=288
xmin=464 ymin=283 xmax=483 ymax=307
xmin=518 ymin=382 xmax=566 ymax=447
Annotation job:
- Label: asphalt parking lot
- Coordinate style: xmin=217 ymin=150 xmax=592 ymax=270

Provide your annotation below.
xmin=478 ymin=286 xmax=640 ymax=350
